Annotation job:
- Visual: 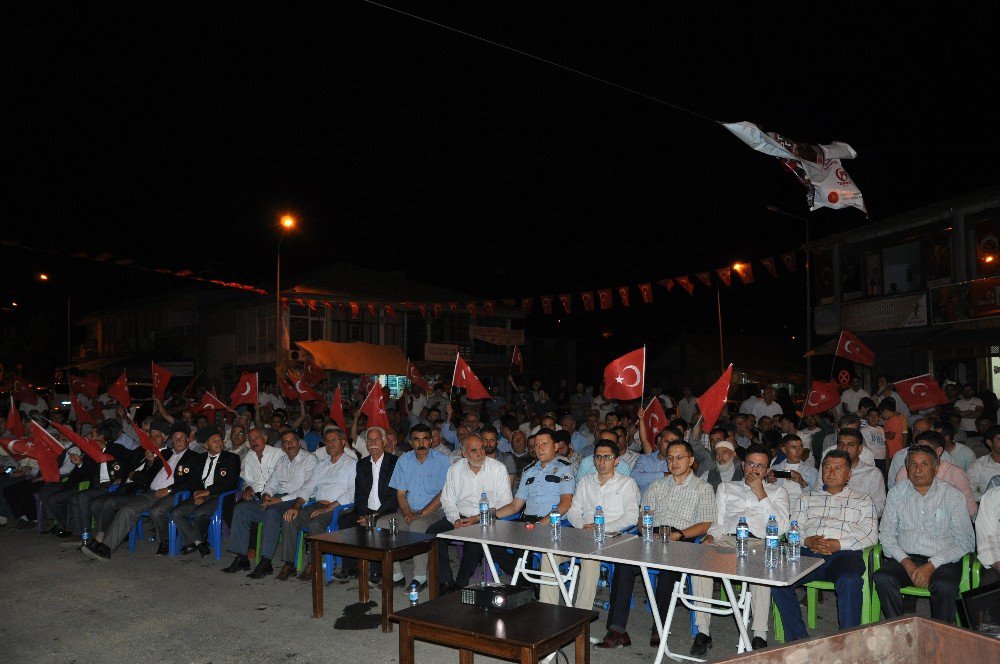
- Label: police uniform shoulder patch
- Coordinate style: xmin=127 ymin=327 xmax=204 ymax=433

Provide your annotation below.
xmin=556 ymin=458 xmax=572 ymax=467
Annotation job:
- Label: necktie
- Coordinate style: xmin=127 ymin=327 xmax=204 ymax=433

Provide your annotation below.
xmin=203 ymin=455 xmax=217 ymax=483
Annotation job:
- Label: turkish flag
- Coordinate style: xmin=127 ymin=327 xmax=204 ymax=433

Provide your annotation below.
xmin=511 ymin=346 xmax=523 ymax=373
xmin=49 ymin=420 xmax=114 ymax=463
xmin=69 ymin=374 xmax=100 ymax=399
xmin=658 ymin=278 xmax=675 ymax=292
xmin=638 ymin=283 xmax=653 ymax=304
xmin=359 ymin=381 xmax=390 ymax=431
xmin=124 ymin=413 xmax=171 ymax=477
xmin=541 ymin=296 xmax=553 ymax=315
xmin=581 ymin=292 xmax=595 ymax=312
xmin=151 ymin=362 xmax=173 ymax=401
xmin=329 ymin=384 xmax=346 ymax=429
xmin=558 ymin=294 xmax=572 ymax=314
xmin=520 ymin=298 xmax=533 ymax=314
xmin=696 ymin=364 xmax=733 ymax=432
xmin=598 ymin=289 xmax=613 ymax=310
xmin=107 ymin=371 xmax=131 ymax=409
xmin=69 ymin=393 xmax=96 ymax=427
xmin=483 ymin=301 xmax=495 ymax=317
xmin=465 ymin=302 xmax=476 ymax=320
xmin=761 ymin=257 xmax=778 ymax=277
xmin=303 ymin=360 xmax=325 ymax=385
xmin=781 ymin=252 xmax=797 ymax=272
xmin=452 ymin=356 xmax=490 ymax=400
xmin=290 ymin=372 xmax=324 ymax=401
xmin=194 ymin=389 xmax=229 ymax=422
xmin=696 ymin=272 xmax=712 ymax=287
xmin=618 ymin=286 xmax=630 ymax=307
xmin=602 ymin=347 xmax=645 ymax=401
xmin=359 ymin=375 xmax=375 ymax=397
xmin=407 ymin=360 xmax=432 ymax=394
xmin=642 ymin=397 xmax=668 ymax=439
xmin=835 ymin=330 xmax=875 ymax=366
xmin=230 ymin=372 xmax=258 ymax=407
xmin=278 ymin=376 xmax=300 ymax=401
xmin=13 ymin=380 xmax=38 ymax=406
xmin=802 ymin=381 xmax=841 ymax=416
xmin=6 ymin=396 xmax=25 ymax=437
xmin=895 ymin=374 xmax=950 ymax=412
xmin=733 ymin=263 xmax=754 ymax=284
xmin=0 ymin=437 xmax=30 ymax=461
xmin=716 ymin=267 xmax=732 ymax=286
xmin=28 ymin=421 xmax=63 ymax=482
xmin=676 ymin=276 xmax=695 ymax=295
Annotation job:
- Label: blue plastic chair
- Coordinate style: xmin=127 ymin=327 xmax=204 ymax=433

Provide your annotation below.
xmin=129 ymin=491 xmax=187 ymax=553
xmin=294 ymin=502 xmax=354 ymax=583
xmin=169 ymin=480 xmax=244 ymax=559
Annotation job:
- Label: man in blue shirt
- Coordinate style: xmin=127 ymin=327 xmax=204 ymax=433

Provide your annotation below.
xmin=631 ymin=426 xmax=684 ymax=495
xmin=383 ymin=423 xmax=451 ymax=587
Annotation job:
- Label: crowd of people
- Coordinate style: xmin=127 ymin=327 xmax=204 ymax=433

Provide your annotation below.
xmin=2 ymin=373 xmax=999 ymax=656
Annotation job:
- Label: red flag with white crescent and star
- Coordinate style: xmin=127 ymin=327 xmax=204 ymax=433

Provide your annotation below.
xmin=151 ymin=362 xmax=173 ymax=401
xmin=558 ymin=294 xmax=572 ymax=314
xmin=302 ymin=360 xmax=325 ymax=385
xmin=511 ymin=346 xmax=523 ymax=374
xmin=28 ymin=421 xmax=63 ymax=482
xmin=69 ymin=374 xmax=100 ymax=399
xmin=6 ymin=396 xmax=25 ymax=437
xmin=835 ymin=330 xmax=875 ymax=366
xmin=107 ymin=371 xmax=131 ymax=409
xmin=359 ymin=381 xmax=390 ymax=431
xmin=452 ymin=355 xmax=491 ymax=400
xmin=638 ymin=283 xmax=653 ymax=304
xmin=602 ymin=347 xmax=645 ymax=401
xmin=676 ymin=276 xmax=695 ymax=295
xmin=894 ymin=375 xmax=949 ymax=412
xmin=761 ymin=257 xmax=778 ymax=277
xmin=407 ymin=360 xmax=432 ymax=394
xmin=0 ymin=436 xmax=30 ymax=461
xmin=329 ymin=384 xmax=346 ymax=429
xmin=290 ymin=372 xmax=323 ymax=401
xmin=278 ymin=376 xmax=299 ymax=401
xmin=801 ymin=381 xmax=841 ymax=417
xmin=69 ymin=393 xmax=96 ymax=427
xmin=49 ymin=420 xmax=114 ymax=463
xmin=540 ymin=296 xmax=553 ymax=315
xmin=123 ymin=413 xmax=171 ymax=478
xmin=581 ymin=292 xmax=595 ymax=312
xmin=618 ymin=286 xmax=630 ymax=307
xmin=733 ymin=263 xmax=754 ymax=284
xmin=642 ymin=396 xmax=667 ymax=439
xmin=696 ymin=364 xmax=733 ymax=432
xmin=520 ymin=298 xmax=532 ymax=314
xmin=598 ymin=289 xmax=613 ymax=310
xmin=230 ymin=372 xmax=258 ymax=408
xmin=12 ymin=380 xmax=38 ymax=406
xmin=194 ymin=389 xmax=229 ymax=422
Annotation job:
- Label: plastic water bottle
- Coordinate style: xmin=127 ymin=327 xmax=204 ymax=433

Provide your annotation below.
xmin=736 ymin=517 xmax=750 ymax=558
xmin=598 ymin=564 xmax=610 ymax=588
xmin=408 ymin=581 xmax=419 ymax=606
xmin=764 ymin=515 xmax=780 ymax=569
xmin=479 ymin=492 xmax=490 ymax=526
xmin=593 ymin=598 xmax=610 ymax=610
xmin=787 ymin=520 xmax=801 ymax=562
xmin=549 ymin=505 xmax=562 ymax=540
xmin=593 ymin=505 xmax=606 ymax=544
xmin=81 ymin=530 xmax=91 ymax=547
xmin=641 ymin=505 xmax=654 ymax=542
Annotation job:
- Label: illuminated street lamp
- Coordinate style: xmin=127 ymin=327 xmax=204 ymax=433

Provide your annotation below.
xmin=276 ymin=214 xmax=297 ymax=356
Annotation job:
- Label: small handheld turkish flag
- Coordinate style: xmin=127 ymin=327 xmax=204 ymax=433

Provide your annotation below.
xmin=151 ymin=362 xmax=173 ymax=401
xmin=329 ymin=384 xmax=346 ymax=429
xmin=290 ymin=372 xmax=323 ymax=401
xmin=230 ymin=372 xmax=258 ymax=408
xmin=194 ymin=390 xmax=228 ymax=422
xmin=359 ymin=381 xmax=390 ymax=431
xmin=696 ymin=364 xmax=733 ymax=432
xmin=70 ymin=393 xmax=96 ymax=427
xmin=835 ymin=330 xmax=875 ymax=366
xmin=107 ymin=372 xmax=131 ymax=409
xmin=0 ymin=437 xmax=30 ymax=460
xmin=278 ymin=376 xmax=300 ymax=401
xmin=69 ymin=374 xmax=100 ymax=399
xmin=13 ymin=380 xmax=38 ymax=406
xmin=303 ymin=360 xmax=324 ymax=385
xmin=123 ymin=413 xmax=171 ymax=477
xmin=642 ymin=397 xmax=668 ymax=439
xmin=802 ymin=381 xmax=841 ymax=417
xmin=511 ymin=346 xmax=524 ymax=373
xmin=894 ymin=374 xmax=950 ymax=412
xmin=6 ymin=396 xmax=25 ymax=437
xmin=602 ymin=347 xmax=645 ymax=401
xmin=49 ymin=420 xmax=114 ymax=463
xmin=407 ymin=360 xmax=431 ymax=394
xmin=28 ymin=421 xmax=62 ymax=482
xmin=452 ymin=355 xmax=490 ymax=400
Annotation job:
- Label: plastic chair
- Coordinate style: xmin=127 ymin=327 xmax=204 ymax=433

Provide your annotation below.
xmin=130 ymin=490 xmax=187 ymax=553
xmin=293 ymin=502 xmax=354 ymax=582
xmin=869 ymin=543 xmax=972 ymax=626
xmin=169 ymin=480 xmax=244 ymax=559
xmin=35 ymin=479 xmax=95 ymax=532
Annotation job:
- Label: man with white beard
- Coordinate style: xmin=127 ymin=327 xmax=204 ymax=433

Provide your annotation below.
xmin=701 ymin=439 xmax=742 ymax=490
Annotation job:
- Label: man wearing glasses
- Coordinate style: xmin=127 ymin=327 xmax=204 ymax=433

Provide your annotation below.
xmin=703 ymin=444 xmax=790 ymax=650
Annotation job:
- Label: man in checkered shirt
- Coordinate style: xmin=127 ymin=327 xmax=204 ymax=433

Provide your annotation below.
xmin=771 ymin=448 xmax=878 ymax=641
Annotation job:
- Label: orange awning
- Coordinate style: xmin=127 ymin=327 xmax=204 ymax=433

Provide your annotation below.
xmin=296 ymin=341 xmax=408 ymax=375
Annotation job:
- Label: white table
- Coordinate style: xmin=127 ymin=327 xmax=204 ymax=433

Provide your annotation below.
xmin=437 ymin=523 xmax=822 ymax=663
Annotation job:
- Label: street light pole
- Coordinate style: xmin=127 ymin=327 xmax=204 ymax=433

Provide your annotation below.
xmin=766 ymin=206 xmax=813 ymax=390
xmin=276 ymin=215 xmax=296 ymax=358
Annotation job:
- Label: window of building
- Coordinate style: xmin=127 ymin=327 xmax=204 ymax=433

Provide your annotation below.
xmin=972 ymin=214 xmax=1000 ymax=278
xmin=882 ymin=240 xmax=922 ymax=294
xmin=922 ymin=231 xmax=952 ymax=287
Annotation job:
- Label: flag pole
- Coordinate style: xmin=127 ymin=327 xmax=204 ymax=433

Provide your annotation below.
xmin=641 ymin=345 xmax=647 ymax=397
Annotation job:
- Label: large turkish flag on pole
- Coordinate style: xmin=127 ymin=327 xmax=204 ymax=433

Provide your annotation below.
xmin=895 ymin=374 xmax=950 ymax=412
xmin=452 ymin=355 xmax=491 ymax=400
xmin=696 ymin=364 xmax=733 ymax=432
xmin=602 ymin=347 xmax=645 ymax=401
xmin=802 ymin=381 xmax=841 ymax=416
xmin=835 ymin=330 xmax=875 ymax=366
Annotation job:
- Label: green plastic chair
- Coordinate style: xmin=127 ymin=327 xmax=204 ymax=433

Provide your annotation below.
xmin=869 ymin=543 xmax=972 ymax=626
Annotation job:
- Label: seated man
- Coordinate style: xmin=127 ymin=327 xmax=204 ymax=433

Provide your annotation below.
xmin=428 ymin=433 xmax=513 ymax=591
xmin=631 ymin=424 xmax=683 ymax=496
xmin=274 ymin=427 xmax=356 ymax=580
xmin=221 ymin=430 xmax=317 ymax=578
xmin=977 ymin=485 xmax=1000 ymax=586
xmin=831 ymin=428 xmax=886 ymax=518
xmin=874 ymin=444 xmax=975 ymax=624
xmin=767 ymin=434 xmax=818 ymax=507
xmin=169 ymin=425 xmax=241 ymax=557
xmin=703 ymin=444 xmax=789 ymax=650
xmin=544 ymin=438 xmax=639 ymax=612
xmin=597 ymin=439 xmax=712 ymax=653
xmin=771 ymin=450 xmax=877 ymax=641
xmin=894 ymin=430 xmax=977 ymax=518
xmin=968 ymin=425 xmax=1000 ymax=501
xmin=700 ymin=437 xmax=742 ymax=490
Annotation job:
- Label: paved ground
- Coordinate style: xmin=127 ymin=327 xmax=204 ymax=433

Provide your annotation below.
xmin=2 ymin=525 xmax=904 ymax=663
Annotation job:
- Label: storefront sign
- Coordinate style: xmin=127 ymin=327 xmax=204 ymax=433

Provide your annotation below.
xmin=468 ymin=325 xmax=524 ymax=346
xmin=842 ymin=293 xmax=927 ymax=332
xmin=931 ymin=276 xmax=1000 ymax=324
xmin=424 ymin=343 xmax=459 ymax=363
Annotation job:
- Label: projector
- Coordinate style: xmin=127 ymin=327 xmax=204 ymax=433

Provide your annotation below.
xmin=460 ymin=583 xmax=535 ymax=611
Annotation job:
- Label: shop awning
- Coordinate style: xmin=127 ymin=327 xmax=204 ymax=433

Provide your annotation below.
xmin=296 ymin=341 xmax=408 ymax=375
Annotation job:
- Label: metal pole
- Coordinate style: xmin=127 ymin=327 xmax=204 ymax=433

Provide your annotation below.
xmin=716 ymin=283 xmax=724 ymax=372
xmin=67 ymin=292 xmax=72 ymax=368
xmin=276 ymin=231 xmax=284 ymax=358
xmin=805 ymin=218 xmax=812 ymax=390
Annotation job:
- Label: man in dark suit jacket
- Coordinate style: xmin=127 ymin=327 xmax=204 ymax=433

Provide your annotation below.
xmin=333 ymin=427 xmax=400 ymax=580
xmin=170 ymin=425 xmax=241 ymax=556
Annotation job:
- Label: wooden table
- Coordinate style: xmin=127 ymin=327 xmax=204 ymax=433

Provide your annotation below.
xmin=307 ymin=527 xmax=439 ymax=632
xmin=391 ymin=591 xmax=596 ymax=664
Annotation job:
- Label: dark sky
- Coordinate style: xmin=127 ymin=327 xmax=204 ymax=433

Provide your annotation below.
xmin=4 ymin=2 xmax=1000 ymax=362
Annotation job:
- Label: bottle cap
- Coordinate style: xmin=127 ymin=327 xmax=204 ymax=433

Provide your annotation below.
xmin=596 ymin=505 xmax=602 ymax=510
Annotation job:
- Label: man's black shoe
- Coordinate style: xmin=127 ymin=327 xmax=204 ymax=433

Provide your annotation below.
xmin=180 ymin=543 xmax=199 ymax=555
xmin=81 ymin=542 xmax=112 ymax=562
xmin=751 ymin=637 xmax=767 ymax=650
xmin=393 ymin=577 xmax=406 ymax=588
xmin=333 ymin=569 xmax=358 ymax=583
xmin=439 ymin=581 xmax=457 ymax=595
xmin=247 ymin=559 xmax=274 ymax=579
xmin=222 ymin=555 xmax=251 ymax=573
xmin=196 ymin=542 xmax=211 ymax=557
xmin=413 ymin=579 xmax=428 ymax=593
xmin=369 ymin=572 xmax=382 ymax=586
xmin=690 ymin=633 xmax=712 ymax=656
xmin=155 ymin=542 xmax=169 ymax=556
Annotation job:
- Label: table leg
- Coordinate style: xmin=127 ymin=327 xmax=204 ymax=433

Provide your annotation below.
xmin=459 ymin=649 xmax=475 ymax=664
xmin=382 ymin=554 xmax=393 ymax=633
xmin=576 ymin=623 xmax=589 ymax=664
xmin=399 ymin=621 xmax=415 ymax=664
xmin=721 ymin=578 xmax=753 ymax=654
xmin=428 ymin=538 xmax=439 ymax=599
xmin=311 ymin=541 xmax=323 ymax=618
xmin=360 ymin=558 xmax=370 ymax=603
xmin=482 ymin=543 xmax=500 ymax=583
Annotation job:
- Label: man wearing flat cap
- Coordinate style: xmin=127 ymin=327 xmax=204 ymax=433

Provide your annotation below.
xmin=168 ymin=425 xmax=241 ymax=557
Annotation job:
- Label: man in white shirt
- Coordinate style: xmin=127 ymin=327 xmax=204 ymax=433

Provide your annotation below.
xmin=239 ymin=428 xmax=284 ymax=497
xmin=222 ymin=430 xmax=317 ymax=578
xmin=750 ymin=387 xmax=783 ymax=422
xmin=739 ymin=390 xmax=761 ymax=415
xmin=977 ymin=486 xmax=1000 ymax=586
xmin=427 ymin=433 xmax=513 ymax=590
xmin=677 ymin=386 xmax=699 ymax=424
xmin=840 ymin=377 xmax=870 ymax=414
xmin=275 ymin=428 xmax=356 ymax=581
xmin=937 ymin=421 xmax=976 ymax=473
xmin=831 ymin=428 xmax=887 ymax=518
xmin=954 ymin=384 xmax=985 ymax=433
xmin=968 ymin=425 xmax=1000 ymax=500
xmin=768 ymin=435 xmax=818 ymax=506
xmin=704 ymin=444 xmax=790 ymax=650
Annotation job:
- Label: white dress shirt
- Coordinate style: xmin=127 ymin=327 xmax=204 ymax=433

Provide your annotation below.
xmin=441 ymin=456 xmax=513 ymax=523
xmin=201 ymin=453 xmax=220 ymax=489
xmin=301 ymin=453 xmax=356 ymax=504
xmin=262 ymin=451 xmax=317 ymax=502
xmin=240 ymin=444 xmax=284 ymax=494
xmin=976 ymin=486 xmax=1000 ymax=569
xmin=770 ymin=460 xmax=818 ymax=507
xmin=567 ymin=471 xmax=640 ymax=533
xmin=150 ymin=448 xmax=186 ymax=491
xmin=708 ymin=480 xmax=790 ymax=540
xmin=968 ymin=455 xmax=1000 ymax=500
xmin=368 ymin=453 xmax=385 ymax=511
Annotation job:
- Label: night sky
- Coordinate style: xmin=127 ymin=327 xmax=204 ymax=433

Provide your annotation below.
xmin=3 ymin=3 xmax=999 ymax=371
